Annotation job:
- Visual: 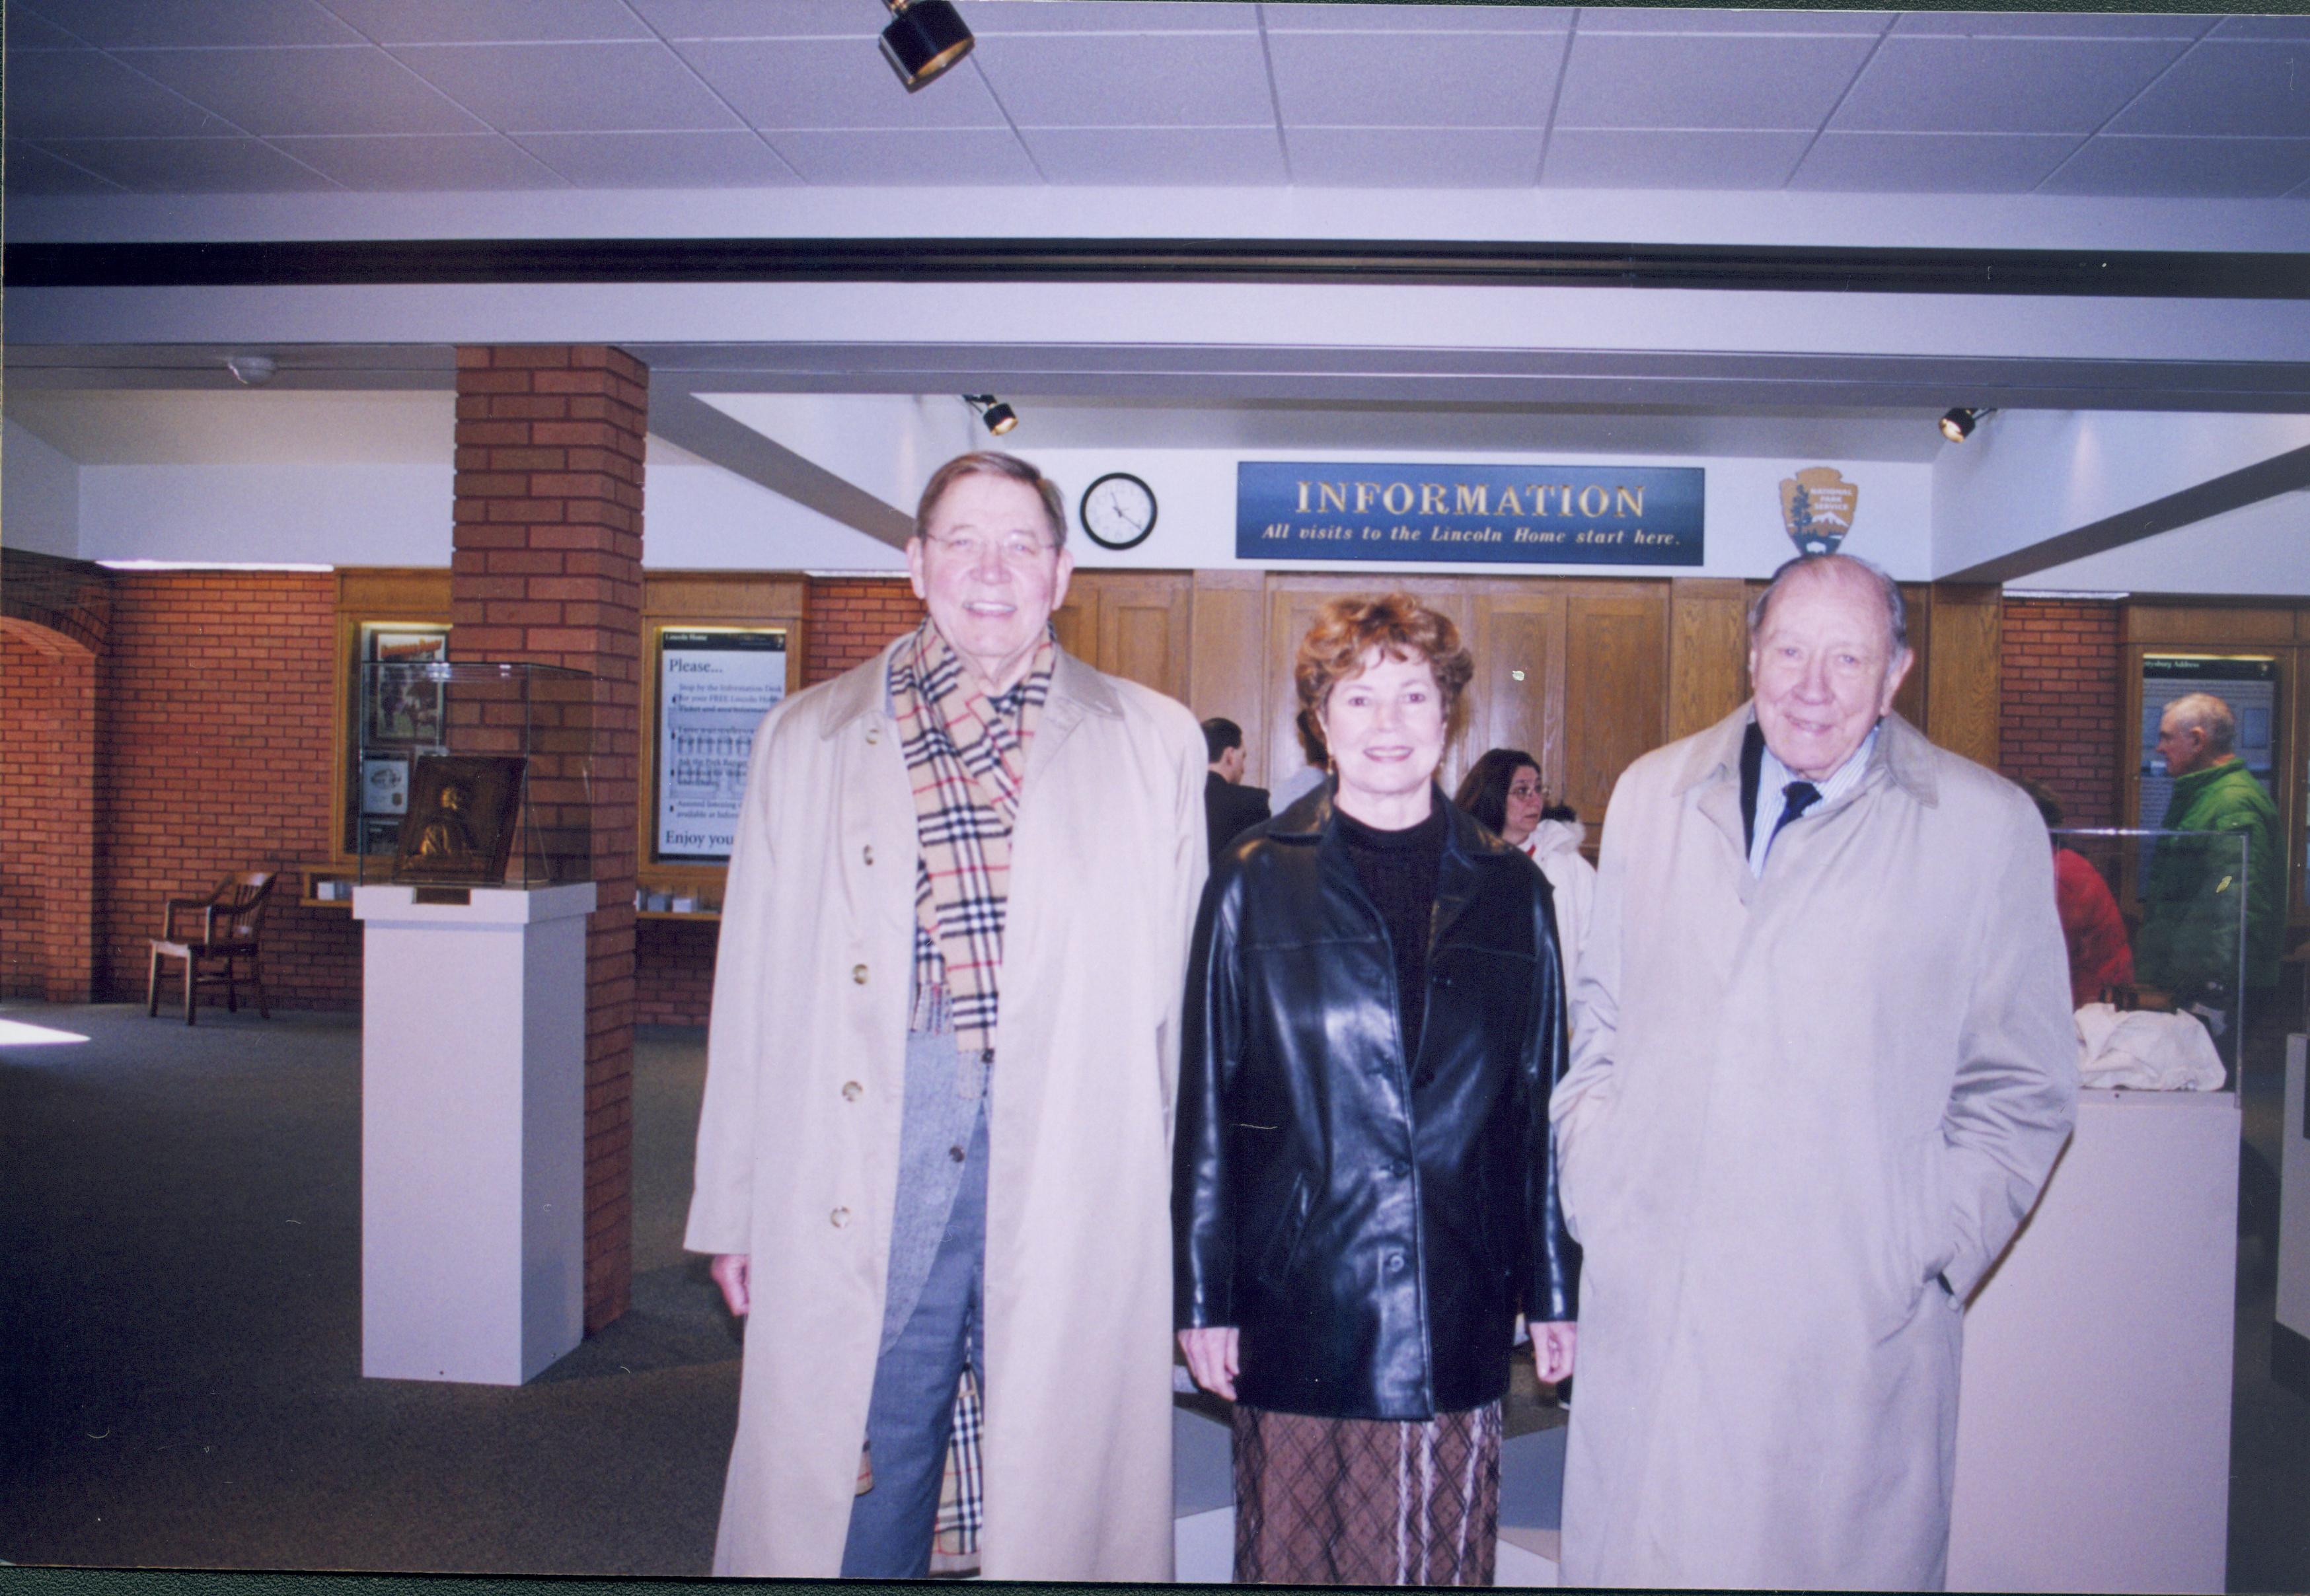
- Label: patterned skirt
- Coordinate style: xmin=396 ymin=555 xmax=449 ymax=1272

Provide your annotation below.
xmin=1232 ymin=1401 xmax=1502 ymax=1586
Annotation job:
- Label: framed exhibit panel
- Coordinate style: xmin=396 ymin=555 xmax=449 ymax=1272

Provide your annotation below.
xmin=316 ymin=569 xmax=453 ymax=907
xmin=634 ymin=574 xmax=805 ymax=920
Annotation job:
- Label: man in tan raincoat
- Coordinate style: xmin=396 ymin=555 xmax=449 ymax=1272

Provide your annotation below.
xmin=685 ymin=451 xmax=1205 ymax=1579
xmin=1553 ymin=553 xmax=2075 ymax=1590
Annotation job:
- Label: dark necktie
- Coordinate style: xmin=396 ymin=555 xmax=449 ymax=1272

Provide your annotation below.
xmin=1771 ymin=780 xmax=1822 ymax=846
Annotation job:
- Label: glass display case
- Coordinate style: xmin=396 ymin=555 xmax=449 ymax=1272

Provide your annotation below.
xmin=2054 ymin=826 xmax=2250 ymax=1075
xmin=354 ymin=661 xmax=595 ymax=889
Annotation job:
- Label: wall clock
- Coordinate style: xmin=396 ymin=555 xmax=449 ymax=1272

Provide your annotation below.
xmin=1079 ymin=472 xmax=1157 ymax=551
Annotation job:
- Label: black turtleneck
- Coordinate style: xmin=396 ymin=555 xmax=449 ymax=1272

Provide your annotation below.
xmin=1334 ymin=799 xmax=1448 ymax=1064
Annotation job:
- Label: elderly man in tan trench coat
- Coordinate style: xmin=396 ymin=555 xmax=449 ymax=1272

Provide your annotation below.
xmin=685 ymin=452 xmax=1206 ymax=1579
xmin=1552 ymin=553 xmax=2076 ymax=1590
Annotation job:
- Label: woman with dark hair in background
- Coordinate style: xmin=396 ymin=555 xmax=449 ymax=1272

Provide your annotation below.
xmin=1455 ymin=748 xmax=1598 ymax=984
xmin=1175 ymin=593 xmax=1577 ymax=1585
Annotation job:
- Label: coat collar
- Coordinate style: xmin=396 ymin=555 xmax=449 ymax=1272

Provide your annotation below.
xmin=1673 ymin=701 xmax=1939 ymax=810
xmin=819 ymin=628 xmax=1121 ymax=739
xmin=1265 ymin=781 xmax=1515 ymax=950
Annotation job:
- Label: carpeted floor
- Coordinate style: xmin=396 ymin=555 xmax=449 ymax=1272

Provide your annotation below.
xmin=3 ymin=999 xmax=2307 ymax=1587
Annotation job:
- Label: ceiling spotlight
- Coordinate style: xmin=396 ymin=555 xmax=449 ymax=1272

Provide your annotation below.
xmin=879 ymin=0 xmax=973 ymax=91
xmin=965 ymin=394 xmax=1018 ymax=437
xmin=225 ymin=354 xmax=278 ymax=387
xmin=1939 ymin=406 xmax=1995 ymax=443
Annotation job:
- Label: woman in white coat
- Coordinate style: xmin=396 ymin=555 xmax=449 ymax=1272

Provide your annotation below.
xmin=1454 ymin=748 xmax=1596 ymax=980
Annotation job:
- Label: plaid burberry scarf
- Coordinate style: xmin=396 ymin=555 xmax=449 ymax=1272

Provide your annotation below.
xmin=889 ymin=618 xmax=1055 ymax=1066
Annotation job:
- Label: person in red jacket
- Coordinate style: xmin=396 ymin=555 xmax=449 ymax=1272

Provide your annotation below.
xmin=2026 ymin=781 xmax=2133 ymax=1009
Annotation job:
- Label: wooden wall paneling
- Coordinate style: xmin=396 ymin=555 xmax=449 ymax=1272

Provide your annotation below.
xmin=2124 ymin=604 xmax=2297 ymax=648
xmin=1923 ymin=583 xmax=2003 ymax=768
xmin=1187 ymin=570 xmax=1271 ymax=783
xmin=1466 ymin=585 xmax=1566 ymax=797
xmin=1894 ymin=583 xmax=1932 ymax=731
xmin=1089 ymin=571 xmax=1194 ymax=704
xmin=1561 ymin=589 xmax=1667 ymax=824
xmin=1051 ymin=577 xmax=1098 ymax=663
xmin=1668 ymin=577 xmax=1752 ymax=742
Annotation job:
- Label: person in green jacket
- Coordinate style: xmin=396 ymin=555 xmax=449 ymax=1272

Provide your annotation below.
xmin=2135 ymin=690 xmax=2284 ymax=1012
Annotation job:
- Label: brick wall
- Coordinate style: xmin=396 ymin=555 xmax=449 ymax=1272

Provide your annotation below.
xmin=0 ymin=626 xmax=97 ymax=1001
xmin=1999 ymin=597 xmax=2124 ymax=828
xmin=805 ymin=575 xmax=922 ymax=684
xmin=453 ymin=344 xmax=646 ymax=1333
xmin=91 ymin=574 xmax=359 ymax=1009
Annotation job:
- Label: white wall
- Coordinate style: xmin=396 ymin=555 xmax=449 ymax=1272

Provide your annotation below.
xmin=2 ymin=418 xmax=83 ymax=558
xmin=1025 ymin=447 xmax=1933 ymax=581
xmin=2015 ymin=488 xmax=2310 ymax=595
xmin=77 ymin=463 xmax=453 ymax=567
xmin=1935 ymin=410 xmax=2310 ymax=588
xmin=698 ymin=393 xmax=979 ymax=517
xmin=646 ymin=460 xmax=905 ymax=572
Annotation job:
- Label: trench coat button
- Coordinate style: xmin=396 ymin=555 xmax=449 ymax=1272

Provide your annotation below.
xmin=831 ymin=1206 xmax=851 ymax=1228
xmin=841 ymin=1081 xmax=862 ymax=1102
xmin=862 ymin=844 xmax=874 ymax=866
xmin=1386 ymin=1251 xmax=1406 ymax=1272
xmin=949 ymin=1145 xmax=967 ymax=1163
xmin=1390 ymin=1160 xmax=1409 ymax=1179
xmin=865 ymin=724 xmax=881 ymax=745
xmin=852 ymin=963 xmax=869 ymax=984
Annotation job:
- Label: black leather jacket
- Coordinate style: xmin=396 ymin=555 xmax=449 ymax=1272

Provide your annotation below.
xmin=1174 ymin=784 xmax=1579 ymax=1421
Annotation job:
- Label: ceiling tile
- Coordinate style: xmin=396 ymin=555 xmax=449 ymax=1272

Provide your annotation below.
xmin=974 ymin=31 xmax=1273 ymax=127
xmin=513 ymin=129 xmax=805 ymax=185
xmin=35 ymin=136 xmax=342 ymax=190
xmin=1542 ymin=128 xmax=1811 ymax=188
xmin=1269 ymin=30 xmax=1570 ymax=128
xmin=1832 ymin=38 xmax=2190 ymax=135
xmin=270 ymin=133 xmax=569 ymax=188
xmin=1262 ymin=2 xmax=1570 ymax=31
xmin=1789 ymin=131 xmax=2083 ymax=193
xmin=672 ymin=37 xmax=1008 ymax=129
xmin=626 ymin=0 xmax=883 ymax=39
xmin=19 ymin=0 xmax=361 ymax=48
xmin=319 ymin=0 xmax=652 ymax=44
xmin=122 ymin=46 xmax=491 ymax=137
xmin=2040 ymin=134 xmax=2310 ymax=198
xmin=1555 ymin=32 xmax=1877 ymax=131
xmin=3 ymin=50 xmax=237 ymax=139
xmin=1283 ymin=127 xmax=1543 ymax=186
xmin=1576 ymin=9 xmax=1888 ymax=34
xmin=389 ymin=41 xmax=746 ymax=131
xmin=764 ymin=126 xmax=1040 ymax=182
xmin=1021 ymin=125 xmax=1286 ymax=182
xmin=3 ymin=10 xmax=88 ymax=48
xmin=2208 ymin=15 xmax=2310 ymax=39
xmin=2109 ymin=41 xmax=2310 ymax=139
xmin=1 ymin=143 xmax=130 ymax=194
xmin=963 ymin=1 xmax=1259 ymax=33
xmin=1892 ymin=13 xmax=2211 ymax=39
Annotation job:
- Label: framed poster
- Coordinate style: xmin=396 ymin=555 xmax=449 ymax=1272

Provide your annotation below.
xmin=365 ymin=627 xmax=450 ymax=744
xmin=361 ymin=756 xmax=410 ymax=816
xmin=655 ymin=628 xmax=788 ymax=862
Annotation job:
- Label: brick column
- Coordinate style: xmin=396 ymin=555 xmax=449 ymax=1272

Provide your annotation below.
xmin=451 ymin=345 xmax=645 ymax=1332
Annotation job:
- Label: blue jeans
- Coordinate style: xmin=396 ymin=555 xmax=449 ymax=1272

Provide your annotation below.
xmin=838 ymin=1100 xmax=987 ymax=1578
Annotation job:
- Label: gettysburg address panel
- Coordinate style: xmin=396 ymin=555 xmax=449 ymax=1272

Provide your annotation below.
xmin=1238 ymin=462 xmax=1705 ymax=567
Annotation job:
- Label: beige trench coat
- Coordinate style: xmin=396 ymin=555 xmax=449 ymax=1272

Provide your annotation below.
xmin=1552 ymin=707 xmax=2075 ymax=1591
xmin=685 ymin=640 xmax=1207 ymax=1579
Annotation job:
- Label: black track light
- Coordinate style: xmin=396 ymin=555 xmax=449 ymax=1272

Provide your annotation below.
xmin=1939 ymin=406 xmax=1996 ymax=444
xmin=965 ymin=394 xmax=1018 ymax=437
xmin=879 ymin=0 xmax=973 ymax=91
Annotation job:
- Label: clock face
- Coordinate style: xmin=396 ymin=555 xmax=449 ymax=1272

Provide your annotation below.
xmin=1080 ymin=472 xmax=1157 ymax=551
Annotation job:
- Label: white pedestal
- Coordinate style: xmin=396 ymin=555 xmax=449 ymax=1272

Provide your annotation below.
xmin=355 ymin=881 xmax=595 ymax=1385
xmin=1949 ymin=1087 xmax=2240 ymax=1595
xmin=2277 ymin=1035 xmax=2310 ymax=1398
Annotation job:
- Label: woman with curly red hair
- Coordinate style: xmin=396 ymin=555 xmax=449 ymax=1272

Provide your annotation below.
xmin=1174 ymin=591 xmax=1579 ymax=1585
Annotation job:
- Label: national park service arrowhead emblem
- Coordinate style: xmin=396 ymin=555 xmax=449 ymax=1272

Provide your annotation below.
xmin=1779 ymin=466 xmax=1857 ymax=556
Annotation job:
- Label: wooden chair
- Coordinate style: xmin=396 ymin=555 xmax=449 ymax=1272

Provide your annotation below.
xmin=147 ymin=872 xmax=276 ymax=1025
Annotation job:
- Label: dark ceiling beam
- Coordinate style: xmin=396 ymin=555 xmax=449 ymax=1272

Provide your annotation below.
xmin=1943 ymin=441 xmax=2310 ymax=584
xmin=9 ymin=237 xmax=2309 ymax=298
xmin=650 ymin=388 xmax=913 ymax=550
